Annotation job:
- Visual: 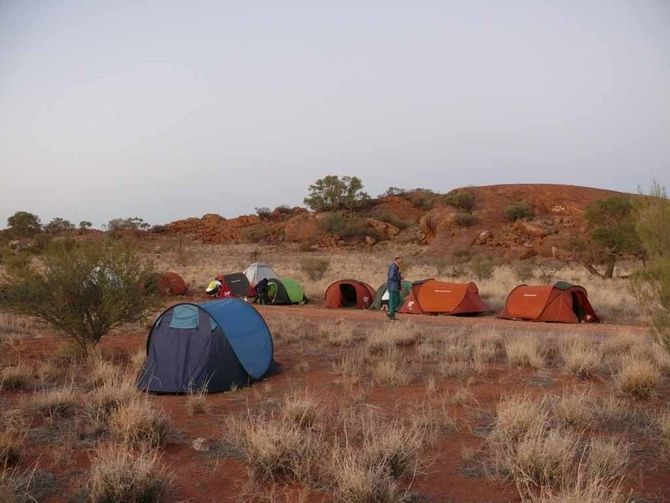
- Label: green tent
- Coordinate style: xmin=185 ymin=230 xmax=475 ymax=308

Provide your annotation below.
xmin=370 ymin=280 xmax=412 ymax=310
xmin=267 ymin=277 xmax=307 ymax=305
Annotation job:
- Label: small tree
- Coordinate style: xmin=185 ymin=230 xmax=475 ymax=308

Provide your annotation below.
xmin=303 ymin=175 xmax=370 ymax=211
xmin=44 ymin=217 xmax=75 ymax=234
xmin=7 ymin=211 xmax=42 ymax=238
xmin=0 ymin=239 xmax=156 ymax=356
xmin=632 ymin=183 xmax=670 ymax=353
xmin=583 ymin=196 xmax=643 ymax=278
xmin=106 ymin=217 xmax=150 ymax=233
xmin=79 ymin=221 xmax=93 ymax=230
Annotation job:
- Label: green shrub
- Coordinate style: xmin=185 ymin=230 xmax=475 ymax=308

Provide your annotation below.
xmin=454 ymin=212 xmax=476 ymax=227
xmin=470 ymin=255 xmax=495 ymax=280
xmin=274 ymin=205 xmax=293 ymax=215
xmin=444 ymin=189 xmax=476 ymax=212
xmin=0 ymin=239 xmax=156 ymax=356
xmin=304 ymin=175 xmax=370 ymax=211
xmin=403 ymin=190 xmax=436 ymax=209
xmin=375 ymin=212 xmax=410 ymax=230
xmin=319 ymin=214 xmax=378 ymax=241
xmin=255 ymin=207 xmax=271 ymax=219
xmin=504 ymin=202 xmax=535 ymax=222
xmin=301 ymin=258 xmax=330 ymax=281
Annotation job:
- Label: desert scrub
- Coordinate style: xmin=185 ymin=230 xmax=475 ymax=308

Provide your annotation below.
xmin=505 ymin=335 xmax=544 ymax=368
xmin=0 ymin=363 xmax=32 ymax=391
xmin=279 ymin=392 xmax=321 ymax=430
xmin=88 ymin=443 xmax=169 ymax=503
xmin=109 ymin=398 xmax=171 ymax=448
xmin=26 ymin=383 xmax=79 ymax=418
xmin=86 ymin=373 xmax=138 ymax=417
xmin=224 ymin=412 xmax=321 ymax=482
xmin=300 ymin=257 xmax=330 ymax=280
xmin=561 ymin=339 xmax=602 ymax=378
xmin=0 ymin=409 xmax=26 ymax=466
xmin=372 ymin=349 xmax=413 ymax=386
xmin=614 ymin=355 xmax=660 ymax=399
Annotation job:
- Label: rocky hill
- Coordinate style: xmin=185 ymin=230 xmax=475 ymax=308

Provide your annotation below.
xmin=166 ymin=184 xmax=625 ymax=259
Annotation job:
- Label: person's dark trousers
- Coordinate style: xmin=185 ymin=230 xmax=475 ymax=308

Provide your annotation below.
xmin=388 ymin=290 xmax=400 ymax=319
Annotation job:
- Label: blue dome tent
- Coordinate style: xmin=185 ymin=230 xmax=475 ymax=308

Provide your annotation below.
xmin=138 ymin=298 xmax=277 ymax=393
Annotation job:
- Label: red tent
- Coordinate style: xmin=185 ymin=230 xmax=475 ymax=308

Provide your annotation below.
xmin=398 ymin=279 xmax=490 ymax=315
xmin=498 ymin=282 xmax=599 ymax=323
xmin=325 ymin=279 xmax=376 ymax=309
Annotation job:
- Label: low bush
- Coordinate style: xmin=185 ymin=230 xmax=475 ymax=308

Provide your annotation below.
xmin=470 ymin=255 xmax=495 ymax=280
xmin=300 ymin=257 xmax=330 ymax=281
xmin=453 ymin=211 xmax=476 ymax=227
xmin=444 ymin=189 xmax=476 ymax=212
xmin=505 ymin=201 xmax=535 ymax=221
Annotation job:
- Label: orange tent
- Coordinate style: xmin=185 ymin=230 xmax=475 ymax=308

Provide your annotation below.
xmin=497 ymin=282 xmax=599 ymax=323
xmin=398 ymin=279 xmax=490 ymax=315
xmin=325 ymin=279 xmax=376 ymax=309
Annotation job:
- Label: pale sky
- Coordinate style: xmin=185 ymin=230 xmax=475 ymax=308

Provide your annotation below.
xmin=1 ymin=1 xmax=669 ymax=228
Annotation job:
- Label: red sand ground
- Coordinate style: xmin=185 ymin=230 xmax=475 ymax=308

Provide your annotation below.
xmin=3 ymin=304 xmax=669 ymax=503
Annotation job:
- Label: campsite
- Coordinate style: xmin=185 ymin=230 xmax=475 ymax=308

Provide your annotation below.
xmin=1 ymin=232 xmax=670 ymax=502
xmin=2 ymin=2 xmax=669 ymax=501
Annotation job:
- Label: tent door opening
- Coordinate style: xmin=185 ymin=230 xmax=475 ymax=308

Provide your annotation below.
xmin=571 ymin=292 xmax=586 ymax=321
xmin=340 ymin=284 xmax=358 ymax=307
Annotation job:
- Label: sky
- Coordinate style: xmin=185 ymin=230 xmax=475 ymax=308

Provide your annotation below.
xmin=1 ymin=1 xmax=669 ymax=228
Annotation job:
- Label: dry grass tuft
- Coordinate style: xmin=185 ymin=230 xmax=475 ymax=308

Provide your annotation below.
xmin=0 ymin=464 xmax=37 ymax=503
xmin=490 ymin=394 xmax=549 ymax=445
xmin=614 ymin=356 xmax=660 ymax=399
xmin=185 ymin=387 xmax=208 ymax=416
xmin=551 ymin=388 xmax=596 ymax=428
xmin=326 ymin=323 xmax=365 ymax=347
xmin=279 ymin=393 xmax=321 ymax=430
xmin=586 ymin=437 xmax=628 ymax=481
xmin=26 ymin=383 xmax=79 ymax=418
xmin=656 ymin=409 xmax=670 ymax=460
xmin=0 ymin=363 xmax=33 ymax=391
xmin=561 ymin=340 xmax=602 ymax=378
xmin=329 ymin=446 xmax=401 ymax=503
xmin=372 ymin=349 xmax=413 ymax=386
xmin=109 ymin=398 xmax=171 ymax=449
xmin=225 ymin=413 xmax=320 ymax=482
xmin=366 ymin=324 xmax=420 ymax=355
xmin=86 ymin=372 xmax=138 ymax=417
xmin=128 ymin=349 xmax=146 ymax=375
xmin=89 ymin=357 xmax=120 ymax=388
xmin=505 ymin=335 xmax=544 ymax=368
xmin=0 ymin=409 xmax=26 ymax=466
xmin=88 ymin=443 xmax=169 ymax=503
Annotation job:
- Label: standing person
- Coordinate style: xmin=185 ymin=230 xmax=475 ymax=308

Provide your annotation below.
xmin=387 ymin=256 xmax=403 ymax=321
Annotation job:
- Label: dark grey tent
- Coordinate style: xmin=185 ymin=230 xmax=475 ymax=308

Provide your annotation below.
xmin=218 ymin=272 xmax=255 ymax=298
xmin=370 ymin=280 xmax=412 ymax=310
xmin=137 ymin=298 xmax=277 ymax=393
